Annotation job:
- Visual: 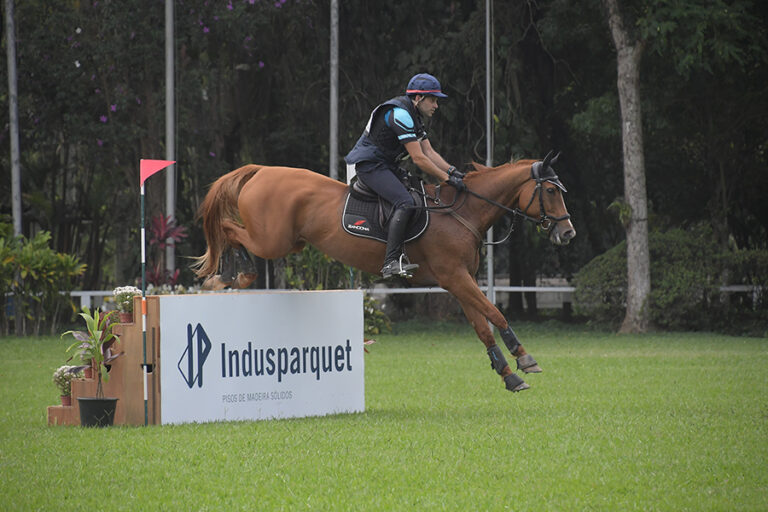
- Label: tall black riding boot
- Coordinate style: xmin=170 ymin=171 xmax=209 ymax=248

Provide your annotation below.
xmin=381 ymin=207 xmax=419 ymax=279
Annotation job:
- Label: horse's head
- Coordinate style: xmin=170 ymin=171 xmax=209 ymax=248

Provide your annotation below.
xmin=517 ymin=151 xmax=576 ymax=245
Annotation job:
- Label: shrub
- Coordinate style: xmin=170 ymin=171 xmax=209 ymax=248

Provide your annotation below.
xmin=573 ymin=226 xmax=739 ymax=331
xmin=0 ymin=220 xmax=86 ymax=336
xmin=571 ymin=240 xmax=628 ymax=328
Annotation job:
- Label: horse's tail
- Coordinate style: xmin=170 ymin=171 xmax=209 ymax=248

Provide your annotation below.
xmin=191 ymin=165 xmax=262 ymax=278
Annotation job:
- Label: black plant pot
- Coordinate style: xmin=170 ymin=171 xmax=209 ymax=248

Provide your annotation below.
xmin=78 ymin=397 xmax=118 ymax=427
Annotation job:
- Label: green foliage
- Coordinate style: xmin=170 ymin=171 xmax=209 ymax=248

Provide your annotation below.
xmin=0 ymin=220 xmax=86 ymax=336
xmin=638 ymin=0 xmax=768 ymax=77
xmin=574 ymin=226 xmax=767 ymax=332
xmin=723 ymin=250 xmax=768 ymax=288
xmin=572 ymin=238 xmax=629 ymax=327
xmin=363 ymin=294 xmax=391 ymax=336
xmin=607 ymin=198 xmax=632 ymax=228
xmin=648 ymin=227 xmax=720 ymax=329
xmin=62 ymin=306 xmax=122 ymax=398
xmin=283 ymin=245 xmax=373 ymax=291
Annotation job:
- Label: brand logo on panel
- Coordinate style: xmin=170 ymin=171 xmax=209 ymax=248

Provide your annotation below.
xmin=178 ymin=323 xmax=211 ymax=388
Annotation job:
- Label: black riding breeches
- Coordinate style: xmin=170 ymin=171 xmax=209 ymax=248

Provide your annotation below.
xmin=354 ymin=162 xmax=416 ymax=210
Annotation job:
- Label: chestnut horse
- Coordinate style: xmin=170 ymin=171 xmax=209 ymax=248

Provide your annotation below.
xmin=193 ymin=153 xmax=575 ymax=392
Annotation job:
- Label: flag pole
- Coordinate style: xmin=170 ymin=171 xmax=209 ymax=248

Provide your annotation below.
xmin=140 ymin=179 xmax=148 ymax=426
xmin=139 ymin=159 xmax=175 ymax=426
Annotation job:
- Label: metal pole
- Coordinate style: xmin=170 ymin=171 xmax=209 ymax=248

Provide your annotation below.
xmin=165 ymin=0 xmax=176 ymax=273
xmin=485 ymin=0 xmax=495 ymax=307
xmin=140 ymin=182 xmax=148 ymax=426
xmin=329 ymin=0 xmax=339 ymax=180
xmin=5 ymin=0 xmax=22 ymax=236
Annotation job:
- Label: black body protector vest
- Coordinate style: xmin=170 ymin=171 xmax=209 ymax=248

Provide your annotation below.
xmin=344 ymin=96 xmax=427 ymax=170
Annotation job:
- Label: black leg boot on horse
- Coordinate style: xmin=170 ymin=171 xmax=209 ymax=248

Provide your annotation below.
xmin=381 ymin=207 xmax=419 ymax=279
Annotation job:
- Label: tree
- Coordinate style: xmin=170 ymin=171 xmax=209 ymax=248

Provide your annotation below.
xmin=602 ymin=0 xmax=651 ymax=332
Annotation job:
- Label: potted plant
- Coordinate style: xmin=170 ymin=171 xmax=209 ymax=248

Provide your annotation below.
xmin=52 ymin=365 xmax=83 ymax=406
xmin=62 ymin=306 xmax=124 ymax=427
xmin=113 ymin=285 xmax=141 ymax=323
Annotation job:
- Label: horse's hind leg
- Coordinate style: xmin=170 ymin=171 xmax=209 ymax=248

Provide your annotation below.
xmin=200 ymin=221 xmax=262 ymax=290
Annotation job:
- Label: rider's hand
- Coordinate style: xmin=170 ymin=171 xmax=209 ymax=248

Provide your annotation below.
xmin=448 ymin=173 xmax=466 ymax=191
xmin=447 ymin=165 xmax=466 ymax=179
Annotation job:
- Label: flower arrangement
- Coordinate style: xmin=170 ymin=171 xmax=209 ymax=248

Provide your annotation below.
xmin=53 ymin=365 xmax=83 ymax=396
xmin=113 ymin=286 xmax=141 ymax=313
xmin=145 ymin=283 xmax=201 ymax=295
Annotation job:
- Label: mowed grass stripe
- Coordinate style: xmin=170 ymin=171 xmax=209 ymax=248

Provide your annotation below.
xmin=1 ymin=323 xmax=766 ymax=511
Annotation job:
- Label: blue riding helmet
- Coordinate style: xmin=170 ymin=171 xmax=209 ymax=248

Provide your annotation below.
xmin=406 ymin=73 xmax=448 ymax=98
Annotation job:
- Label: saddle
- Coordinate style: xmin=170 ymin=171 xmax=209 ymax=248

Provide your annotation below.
xmin=341 ymin=176 xmax=429 ymax=243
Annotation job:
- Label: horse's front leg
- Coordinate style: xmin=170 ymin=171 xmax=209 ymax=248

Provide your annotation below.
xmin=442 ymin=271 xmax=542 ymax=376
xmin=439 ymin=274 xmax=538 ymax=392
xmin=457 ymin=299 xmax=530 ymax=392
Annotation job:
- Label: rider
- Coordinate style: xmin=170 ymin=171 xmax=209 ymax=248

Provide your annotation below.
xmin=344 ymin=73 xmax=466 ymax=279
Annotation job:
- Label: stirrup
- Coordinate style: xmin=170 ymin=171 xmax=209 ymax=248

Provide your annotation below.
xmin=381 ymin=254 xmax=419 ymax=279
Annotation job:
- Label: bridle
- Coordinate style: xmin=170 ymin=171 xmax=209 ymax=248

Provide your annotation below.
xmin=413 ymin=152 xmax=571 ymax=245
xmin=464 ymin=155 xmax=571 ymax=245
xmin=511 ymin=159 xmax=571 ymax=230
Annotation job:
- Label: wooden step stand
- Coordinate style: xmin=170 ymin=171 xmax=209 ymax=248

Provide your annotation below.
xmin=48 ymin=296 xmax=162 ymax=426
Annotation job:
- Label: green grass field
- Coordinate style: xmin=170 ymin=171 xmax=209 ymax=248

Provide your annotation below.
xmin=1 ymin=321 xmax=766 ymax=511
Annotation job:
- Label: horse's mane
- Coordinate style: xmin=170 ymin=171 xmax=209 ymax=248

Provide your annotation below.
xmin=468 ymin=159 xmax=536 ymax=175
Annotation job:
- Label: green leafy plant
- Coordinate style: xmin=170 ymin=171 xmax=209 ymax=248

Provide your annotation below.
xmin=62 ymin=307 xmax=123 ymax=398
xmin=52 ymin=365 xmax=83 ymax=396
xmin=364 ymin=294 xmax=391 ymax=335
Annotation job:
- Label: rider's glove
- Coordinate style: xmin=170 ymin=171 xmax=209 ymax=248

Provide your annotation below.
xmin=447 ymin=165 xmax=466 ymax=191
xmin=448 ymin=173 xmax=466 ymax=191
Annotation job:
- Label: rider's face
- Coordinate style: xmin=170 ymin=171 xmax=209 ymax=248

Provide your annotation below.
xmin=415 ymin=95 xmax=439 ymax=117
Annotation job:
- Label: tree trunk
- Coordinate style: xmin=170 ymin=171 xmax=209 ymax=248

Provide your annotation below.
xmin=603 ymin=0 xmax=651 ymax=333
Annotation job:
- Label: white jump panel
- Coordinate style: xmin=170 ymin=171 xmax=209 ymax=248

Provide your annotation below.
xmin=159 ymin=290 xmax=364 ymax=424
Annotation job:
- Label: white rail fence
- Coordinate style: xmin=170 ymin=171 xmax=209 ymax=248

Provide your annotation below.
xmin=67 ymin=285 xmax=761 ymax=311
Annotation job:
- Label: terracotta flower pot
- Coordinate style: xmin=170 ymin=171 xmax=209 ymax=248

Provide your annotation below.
xmin=60 ymin=395 xmax=72 ymax=406
xmin=118 ymin=312 xmax=134 ymax=324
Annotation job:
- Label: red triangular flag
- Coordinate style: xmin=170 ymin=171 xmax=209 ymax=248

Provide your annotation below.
xmin=140 ymin=159 xmax=176 ymax=186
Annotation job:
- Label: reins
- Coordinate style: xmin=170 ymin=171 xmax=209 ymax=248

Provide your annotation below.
xmin=410 ymin=173 xmax=570 ymax=246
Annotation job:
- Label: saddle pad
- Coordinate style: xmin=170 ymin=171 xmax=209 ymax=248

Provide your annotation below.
xmin=342 ymin=183 xmax=429 ymax=243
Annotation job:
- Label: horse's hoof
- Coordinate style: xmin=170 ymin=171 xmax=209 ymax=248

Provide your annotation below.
xmin=202 ymin=275 xmax=232 ymax=291
xmin=512 ymin=381 xmax=530 ymax=392
xmin=503 ymin=373 xmax=530 ymax=392
xmin=516 ymin=354 xmax=542 ymax=374
xmin=233 ymin=273 xmax=258 ymax=289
